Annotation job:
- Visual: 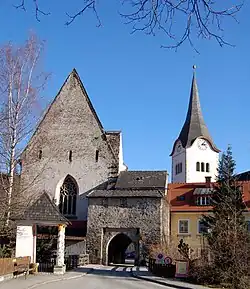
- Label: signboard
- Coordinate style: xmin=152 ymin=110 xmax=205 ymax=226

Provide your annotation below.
xmin=164 ymin=256 xmax=172 ymax=265
xmin=155 ymin=253 xmax=165 ymax=264
xmin=155 ymin=254 xmax=173 ymax=265
xmin=175 ymin=261 xmax=189 ymax=278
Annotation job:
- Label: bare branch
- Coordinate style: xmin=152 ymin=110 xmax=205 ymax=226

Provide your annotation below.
xmin=65 ymin=0 xmax=101 ymax=27
xmin=14 ymin=0 xmax=50 ymax=21
xmin=11 ymin=1 xmax=244 ymax=51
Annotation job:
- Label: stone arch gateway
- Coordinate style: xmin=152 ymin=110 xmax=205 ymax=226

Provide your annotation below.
xmin=107 ymin=233 xmax=133 ymax=264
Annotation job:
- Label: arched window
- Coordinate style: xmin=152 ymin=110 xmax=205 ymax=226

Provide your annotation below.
xmin=206 ymin=163 xmax=210 ymax=172
xmin=59 ymin=175 xmax=77 ymax=216
xmin=201 ymin=162 xmax=205 ymax=172
xmin=196 ymin=162 xmax=200 ymax=171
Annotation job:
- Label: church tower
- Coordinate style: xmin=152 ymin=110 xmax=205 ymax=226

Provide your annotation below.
xmin=170 ymin=67 xmax=220 ymax=183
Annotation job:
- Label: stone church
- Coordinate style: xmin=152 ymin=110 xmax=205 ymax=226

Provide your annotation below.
xmin=20 ymin=67 xmax=219 ymax=265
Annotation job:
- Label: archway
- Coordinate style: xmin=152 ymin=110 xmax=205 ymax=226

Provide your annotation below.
xmin=108 ymin=233 xmax=133 ymax=264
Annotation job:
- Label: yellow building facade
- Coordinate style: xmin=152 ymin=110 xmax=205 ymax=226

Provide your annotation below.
xmin=168 ymin=182 xmax=250 ymax=258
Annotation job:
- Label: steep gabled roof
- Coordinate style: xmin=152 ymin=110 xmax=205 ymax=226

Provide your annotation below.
xmin=170 ymin=70 xmax=219 ymax=155
xmin=13 ymin=192 xmax=69 ymax=224
xmin=21 ymin=69 xmax=118 ymax=164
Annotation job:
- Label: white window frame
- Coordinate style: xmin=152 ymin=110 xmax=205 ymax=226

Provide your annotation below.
xmin=178 ymin=219 xmax=190 ymax=234
xmin=196 ymin=196 xmax=211 ymax=206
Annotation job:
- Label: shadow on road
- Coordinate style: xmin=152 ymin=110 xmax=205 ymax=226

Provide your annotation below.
xmin=71 ymin=265 xmax=137 ymax=278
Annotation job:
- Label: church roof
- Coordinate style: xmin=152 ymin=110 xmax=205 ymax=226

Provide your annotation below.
xmin=88 ymin=170 xmax=167 ymax=198
xmin=21 ymin=69 xmax=119 ymax=165
xmin=13 ymin=192 xmax=69 ymax=224
xmin=171 ymin=70 xmax=219 ymax=155
xmin=115 ymin=171 xmax=167 ymax=189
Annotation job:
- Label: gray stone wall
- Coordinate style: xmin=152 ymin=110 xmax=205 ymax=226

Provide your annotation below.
xmin=65 ymin=240 xmax=86 ymax=256
xmin=87 ymin=196 xmax=166 ymax=264
xmin=21 ymin=71 xmax=117 ymax=220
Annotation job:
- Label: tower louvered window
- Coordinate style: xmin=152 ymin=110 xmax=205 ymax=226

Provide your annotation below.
xmin=175 ymin=163 xmax=183 ymax=175
xmin=59 ymin=176 xmax=77 ymax=216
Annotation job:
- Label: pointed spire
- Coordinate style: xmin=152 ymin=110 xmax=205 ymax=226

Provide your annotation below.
xmin=176 ymin=66 xmax=219 ymax=152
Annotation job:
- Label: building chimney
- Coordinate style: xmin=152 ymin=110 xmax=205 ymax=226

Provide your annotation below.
xmin=107 ymin=164 xmax=118 ymax=189
xmin=205 ymin=176 xmax=211 ymax=187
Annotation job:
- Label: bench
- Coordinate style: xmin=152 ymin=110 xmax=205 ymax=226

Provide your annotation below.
xmin=13 ymin=258 xmax=34 ymax=279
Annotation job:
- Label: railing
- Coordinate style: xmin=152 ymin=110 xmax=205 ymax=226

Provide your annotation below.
xmin=147 ymin=258 xmax=176 ymax=278
xmin=65 ymin=255 xmax=79 ymax=270
xmin=37 ymin=258 xmax=56 ymax=273
xmin=38 ymin=255 xmax=80 ymax=273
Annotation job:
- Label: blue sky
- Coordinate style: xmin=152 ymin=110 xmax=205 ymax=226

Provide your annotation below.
xmin=1 ymin=1 xmax=249 ymax=174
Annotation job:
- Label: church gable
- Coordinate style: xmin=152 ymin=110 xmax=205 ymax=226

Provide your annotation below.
xmin=22 ymin=69 xmax=117 ymax=165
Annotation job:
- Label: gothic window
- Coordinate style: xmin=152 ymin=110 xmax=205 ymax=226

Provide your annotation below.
xmin=201 ymin=162 xmax=205 ymax=172
xmin=38 ymin=150 xmax=42 ymax=159
xmin=206 ymin=163 xmax=210 ymax=172
xmin=59 ymin=176 xmax=77 ymax=216
xmin=196 ymin=162 xmax=200 ymax=171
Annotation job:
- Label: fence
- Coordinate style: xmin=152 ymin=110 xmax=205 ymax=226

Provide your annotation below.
xmin=0 ymin=257 xmax=31 ymax=276
xmin=38 ymin=255 xmax=80 ymax=273
xmin=0 ymin=258 xmax=14 ymax=276
xmin=147 ymin=258 xmax=176 ymax=278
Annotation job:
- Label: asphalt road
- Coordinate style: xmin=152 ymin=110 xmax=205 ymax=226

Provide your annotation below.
xmin=37 ymin=265 xmax=165 ymax=289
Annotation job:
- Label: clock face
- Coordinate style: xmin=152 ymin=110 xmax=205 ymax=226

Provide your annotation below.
xmin=197 ymin=139 xmax=208 ymax=150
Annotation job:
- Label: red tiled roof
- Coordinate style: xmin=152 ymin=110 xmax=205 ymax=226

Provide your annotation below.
xmin=167 ymin=181 xmax=250 ymax=212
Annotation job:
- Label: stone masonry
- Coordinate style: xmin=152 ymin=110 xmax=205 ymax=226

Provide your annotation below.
xmin=87 ymin=171 xmax=169 ymax=264
xmin=20 ymin=69 xmax=124 ymax=220
xmin=18 ymin=69 xmax=170 ymax=263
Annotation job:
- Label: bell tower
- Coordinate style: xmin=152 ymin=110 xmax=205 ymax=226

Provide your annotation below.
xmin=170 ymin=66 xmax=220 ymax=183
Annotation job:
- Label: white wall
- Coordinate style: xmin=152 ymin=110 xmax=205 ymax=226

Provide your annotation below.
xmin=172 ymin=144 xmax=186 ymax=183
xmin=186 ymin=138 xmax=219 ymax=183
xmin=16 ymin=225 xmax=35 ymax=263
xmin=119 ymin=133 xmax=128 ymax=172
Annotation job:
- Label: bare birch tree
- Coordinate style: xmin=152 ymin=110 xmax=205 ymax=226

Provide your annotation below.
xmin=12 ymin=1 xmax=243 ymax=50
xmin=0 ymin=34 xmax=48 ymax=243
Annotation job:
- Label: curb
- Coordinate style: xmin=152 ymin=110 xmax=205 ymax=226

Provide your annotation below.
xmin=131 ymin=267 xmax=196 ymax=289
xmin=27 ymin=268 xmax=94 ymax=289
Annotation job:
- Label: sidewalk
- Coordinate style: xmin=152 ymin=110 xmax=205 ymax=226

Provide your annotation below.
xmin=0 ymin=266 xmax=93 ymax=289
xmin=131 ymin=266 xmax=210 ymax=289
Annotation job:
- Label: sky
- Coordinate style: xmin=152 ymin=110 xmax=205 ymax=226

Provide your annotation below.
xmin=0 ymin=1 xmax=249 ymax=174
